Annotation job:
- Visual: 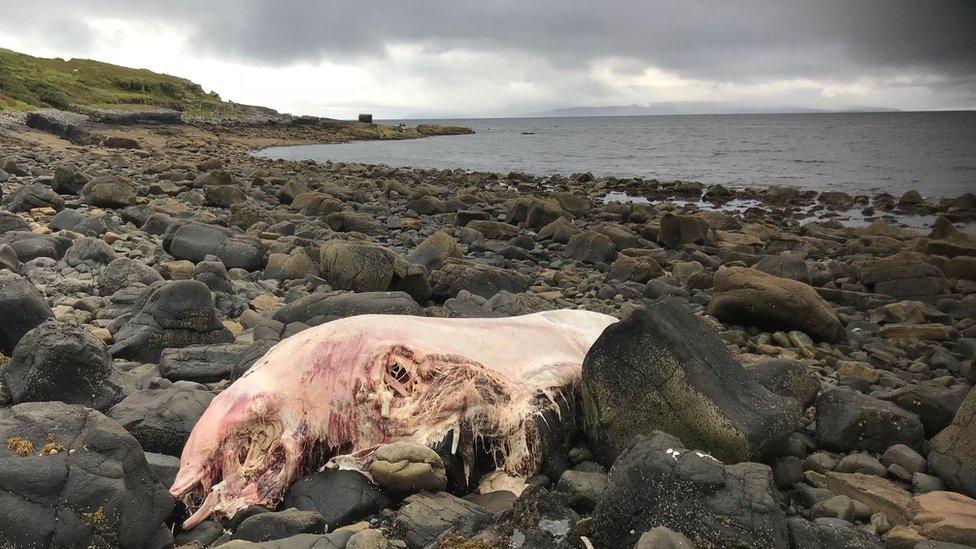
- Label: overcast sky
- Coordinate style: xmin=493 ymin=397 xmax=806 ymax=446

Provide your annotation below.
xmin=1 ymin=1 xmax=974 ymax=118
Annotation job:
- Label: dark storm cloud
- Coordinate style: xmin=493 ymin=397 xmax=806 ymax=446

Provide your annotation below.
xmin=2 ymin=1 xmax=974 ymax=90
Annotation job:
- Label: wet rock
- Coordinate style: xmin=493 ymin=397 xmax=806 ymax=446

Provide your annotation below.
xmin=430 ymin=258 xmax=531 ymax=299
xmin=815 ymin=387 xmax=924 ymax=453
xmin=590 ymin=431 xmax=789 ymax=549
xmin=164 ymin=221 xmax=266 ymax=271
xmin=158 ymin=341 xmax=274 ymax=383
xmin=107 ymin=387 xmax=214 ymax=456
xmin=83 ymin=175 xmax=137 ymax=208
xmin=928 ymin=387 xmax=976 ymax=498
xmin=393 ymin=492 xmax=493 ymax=549
xmin=0 ymin=272 xmax=53 ymax=354
xmin=709 ymin=266 xmax=843 ymax=342
xmin=233 ymin=508 xmax=326 ymax=542
xmin=2 ymin=319 xmax=119 ymax=409
xmin=0 ymin=402 xmax=174 ymax=548
xmin=369 ymin=442 xmax=447 ymax=496
xmin=99 ymin=257 xmax=164 ymax=296
xmin=579 ymin=297 xmax=800 ymax=466
xmin=282 ymin=470 xmax=393 ymax=532
xmin=110 ymin=280 xmax=234 ymax=363
xmin=271 ymin=291 xmax=421 ymax=325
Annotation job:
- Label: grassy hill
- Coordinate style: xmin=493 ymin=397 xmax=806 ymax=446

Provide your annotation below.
xmin=0 ymin=48 xmax=264 ymax=118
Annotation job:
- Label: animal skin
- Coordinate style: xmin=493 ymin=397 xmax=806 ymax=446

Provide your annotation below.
xmin=171 ymin=310 xmax=616 ymax=528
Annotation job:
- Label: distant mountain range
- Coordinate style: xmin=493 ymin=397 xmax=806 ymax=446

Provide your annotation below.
xmin=523 ymin=102 xmax=899 ymax=117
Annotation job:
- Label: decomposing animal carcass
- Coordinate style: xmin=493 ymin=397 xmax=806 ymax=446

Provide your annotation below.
xmin=171 ymin=310 xmax=616 ymax=528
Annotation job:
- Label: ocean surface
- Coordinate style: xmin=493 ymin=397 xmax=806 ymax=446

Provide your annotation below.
xmin=256 ymin=112 xmax=976 ymax=198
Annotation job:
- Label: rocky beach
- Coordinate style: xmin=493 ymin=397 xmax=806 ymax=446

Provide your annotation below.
xmin=1 ymin=106 xmax=975 ymax=549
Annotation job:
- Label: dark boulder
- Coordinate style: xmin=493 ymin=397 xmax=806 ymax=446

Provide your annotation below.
xmin=271 ymin=291 xmax=422 ymax=326
xmin=590 ymin=431 xmax=789 ymax=549
xmin=815 ymin=387 xmax=924 ymax=453
xmin=282 ymin=470 xmax=393 ymax=531
xmin=99 ymin=257 xmax=164 ymax=296
xmin=0 ymin=402 xmax=174 ymax=548
xmin=64 ymin=236 xmax=119 ymax=267
xmin=50 ymin=209 xmax=122 ymax=236
xmin=708 ymin=266 xmax=843 ymax=342
xmin=110 ymin=280 xmax=234 ymax=363
xmin=0 ymin=244 xmax=18 ymax=273
xmin=164 ymin=221 xmax=265 ymax=271
xmin=0 ymin=231 xmax=71 ymax=261
xmin=393 ymin=491 xmax=494 ymax=549
xmin=232 ymin=508 xmax=326 ymax=543
xmin=430 ymin=258 xmax=530 ymax=300
xmin=0 ymin=211 xmax=30 ymax=234
xmin=579 ymin=297 xmax=800 ymax=465
xmin=3 ymin=183 xmax=65 ymax=212
xmin=787 ymin=517 xmax=883 ymax=548
xmin=879 ymin=382 xmax=971 ymax=437
xmin=205 ymin=184 xmax=246 ymax=208
xmin=564 ymin=230 xmax=616 ymax=264
xmin=158 ymin=341 xmax=274 ymax=383
xmin=0 ymin=273 xmax=52 ymax=354
xmin=657 ymin=213 xmax=711 ymax=248
xmin=744 ymin=358 xmax=821 ymax=408
xmin=52 ymin=162 xmax=91 ymax=194
xmin=2 ymin=319 xmax=120 ymax=410
xmin=108 ymin=387 xmax=214 ymax=457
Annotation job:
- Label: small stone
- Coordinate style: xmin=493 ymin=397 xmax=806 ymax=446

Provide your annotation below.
xmin=811 ymin=495 xmax=856 ymax=521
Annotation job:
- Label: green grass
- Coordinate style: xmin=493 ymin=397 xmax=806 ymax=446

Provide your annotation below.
xmin=0 ymin=48 xmax=256 ymax=118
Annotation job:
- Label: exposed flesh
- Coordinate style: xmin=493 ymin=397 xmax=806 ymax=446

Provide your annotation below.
xmin=171 ymin=310 xmax=616 ymax=528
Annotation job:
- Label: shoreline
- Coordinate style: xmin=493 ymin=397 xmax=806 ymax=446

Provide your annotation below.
xmin=1 ymin=115 xmax=976 ymax=547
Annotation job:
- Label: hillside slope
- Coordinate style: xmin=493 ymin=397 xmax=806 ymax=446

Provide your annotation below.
xmin=0 ymin=48 xmax=267 ymax=118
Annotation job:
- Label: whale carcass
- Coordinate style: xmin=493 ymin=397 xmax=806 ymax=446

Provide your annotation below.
xmin=170 ymin=310 xmax=616 ymax=528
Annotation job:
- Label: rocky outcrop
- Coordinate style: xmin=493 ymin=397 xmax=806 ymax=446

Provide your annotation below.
xmin=579 ymin=297 xmax=800 ymax=465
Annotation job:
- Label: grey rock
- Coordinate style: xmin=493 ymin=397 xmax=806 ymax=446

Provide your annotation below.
xmin=554 ymin=469 xmax=608 ymax=513
xmin=83 ymin=175 xmax=137 ymax=208
xmin=0 ymin=272 xmax=53 ymax=354
xmin=590 ymin=431 xmax=789 ymax=549
xmin=158 ymin=342 xmax=274 ymax=383
xmin=635 ymin=527 xmax=696 ymax=548
xmin=282 ymin=470 xmax=392 ymax=531
xmin=2 ymin=319 xmax=119 ymax=410
xmin=164 ymin=221 xmax=266 ymax=271
xmin=743 ymin=358 xmax=821 ymax=408
xmin=110 ymin=280 xmax=234 ymax=363
xmin=64 ymin=236 xmax=119 ymax=267
xmin=99 ymin=257 xmax=164 ymax=296
xmin=564 ymin=230 xmax=616 ymax=264
xmin=815 ymin=387 xmax=924 ymax=453
xmin=928 ymin=386 xmax=976 ymax=497
xmin=271 ymin=291 xmax=421 ymax=325
xmin=429 ymin=258 xmax=531 ymax=299
xmin=3 ymin=183 xmax=65 ymax=212
xmin=368 ymin=442 xmax=447 ymax=496
xmin=107 ymin=387 xmax=214 ymax=456
xmin=0 ymin=402 xmax=174 ymax=548
xmin=233 ymin=508 xmax=326 ymax=543
xmin=0 ymin=230 xmax=71 ymax=261
xmin=786 ymin=517 xmax=883 ymax=549
xmin=393 ymin=491 xmax=494 ymax=549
